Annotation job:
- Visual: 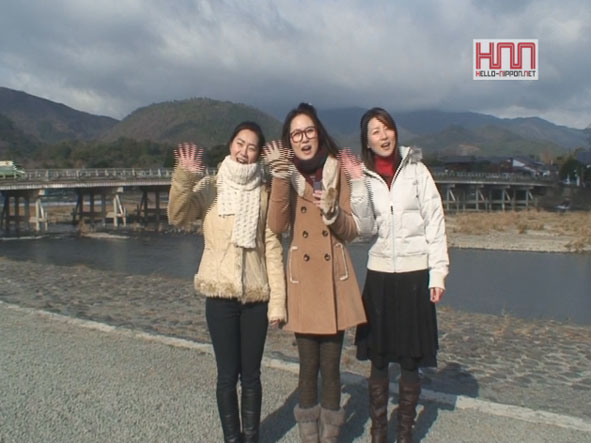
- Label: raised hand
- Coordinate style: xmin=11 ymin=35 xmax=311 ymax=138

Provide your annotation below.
xmin=174 ymin=143 xmax=205 ymax=174
xmin=263 ymin=140 xmax=292 ymax=179
xmin=339 ymin=148 xmax=363 ymax=180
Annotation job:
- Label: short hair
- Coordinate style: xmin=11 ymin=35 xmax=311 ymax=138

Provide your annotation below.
xmin=360 ymin=107 xmax=398 ymax=173
xmin=281 ymin=103 xmax=340 ymax=157
xmin=228 ymin=121 xmax=266 ymax=159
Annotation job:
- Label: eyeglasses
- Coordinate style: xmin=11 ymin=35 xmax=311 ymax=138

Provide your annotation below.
xmin=290 ymin=126 xmax=317 ymax=143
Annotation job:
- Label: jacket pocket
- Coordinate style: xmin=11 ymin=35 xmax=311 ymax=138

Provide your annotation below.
xmin=334 ymin=242 xmax=349 ymax=281
xmin=288 ymin=245 xmax=300 ymax=284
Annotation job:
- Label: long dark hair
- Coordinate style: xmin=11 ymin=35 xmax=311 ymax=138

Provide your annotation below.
xmin=227 ymin=121 xmax=266 ymax=160
xmin=281 ymin=103 xmax=340 ymax=157
xmin=360 ymin=107 xmax=399 ymax=173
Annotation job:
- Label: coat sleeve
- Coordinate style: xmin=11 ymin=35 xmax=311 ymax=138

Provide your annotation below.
xmin=268 ymin=176 xmax=292 ymax=234
xmin=416 ymin=163 xmax=449 ymax=289
xmin=167 ymin=167 xmax=215 ymax=228
xmin=323 ymin=169 xmax=359 ymax=243
xmin=264 ymin=218 xmax=287 ymax=323
xmin=349 ymin=174 xmax=377 ymax=240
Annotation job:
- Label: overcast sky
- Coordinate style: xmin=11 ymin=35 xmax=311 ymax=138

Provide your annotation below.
xmin=1 ymin=0 xmax=589 ymax=128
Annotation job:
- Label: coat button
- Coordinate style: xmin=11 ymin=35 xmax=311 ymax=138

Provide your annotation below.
xmin=300 ymin=206 xmax=307 ymax=213
xmin=302 ymin=231 xmax=309 ymax=238
xmin=322 ymin=230 xmax=328 ymax=237
xmin=324 ymin=254 xmax=331 ymax=261
xmin=303 ymin=254 xmax=310 ymax=261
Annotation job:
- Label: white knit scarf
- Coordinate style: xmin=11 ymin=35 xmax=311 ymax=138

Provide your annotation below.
xmin=217 ymin=156 xmax=262 ymax=249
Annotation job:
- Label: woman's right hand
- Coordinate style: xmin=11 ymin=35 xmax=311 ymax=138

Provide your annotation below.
xmin=174 ymin=143 xmax=205 ymax=174
xmin=339 ymin=148 xmax=363 ymax=180
xmin=263 ymin=140 xmax=292 ymax=179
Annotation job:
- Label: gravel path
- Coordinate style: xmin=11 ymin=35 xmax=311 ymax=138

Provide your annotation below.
xmin=2 ymin=301 xmax=590 ymax=442
xmin=1 ymin=255 xmax=590 ymax=424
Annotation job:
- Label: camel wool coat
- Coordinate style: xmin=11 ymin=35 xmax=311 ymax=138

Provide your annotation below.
xmin=268 ymin=155 xmax=366 ymax=334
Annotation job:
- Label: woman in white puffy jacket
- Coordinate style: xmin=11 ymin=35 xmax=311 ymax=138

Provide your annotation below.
xmin=342 ymin=107 xmax=449 ymax=443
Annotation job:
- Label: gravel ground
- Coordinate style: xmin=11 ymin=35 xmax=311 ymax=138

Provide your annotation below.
xmin=2 ymin=302 xmax=590 ymax=443
xmin=1 ymin=256 xmax=589 ymax=422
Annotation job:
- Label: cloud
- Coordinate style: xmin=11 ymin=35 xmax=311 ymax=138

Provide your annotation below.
xmin=0 ymin=0 xmax=589 ymax=128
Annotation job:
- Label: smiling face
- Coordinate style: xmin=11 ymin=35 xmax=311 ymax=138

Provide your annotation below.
xmin=289 ymin=113 xmax=319 ymax=161
xmin=367 ymin=117 xmax=397 ymax=158
xmin=229 ymin=129 xmax=260 ymax=164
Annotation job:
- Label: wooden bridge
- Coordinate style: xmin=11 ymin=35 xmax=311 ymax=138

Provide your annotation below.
xmin=432 ymin=171 xmax=554 ymax=212
xmin=1 ymin=168 xmax=554 ymax=233
xmin=0 ymin=168 xmax=209 ymax=233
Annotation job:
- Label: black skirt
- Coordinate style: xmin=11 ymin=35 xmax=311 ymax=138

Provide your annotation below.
xmin=355 ymin=269 xmax=438 ymax=368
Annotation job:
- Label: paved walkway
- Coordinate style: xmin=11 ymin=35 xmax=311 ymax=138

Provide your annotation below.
xmin=1 ymin=302 xmax=589 ymax=443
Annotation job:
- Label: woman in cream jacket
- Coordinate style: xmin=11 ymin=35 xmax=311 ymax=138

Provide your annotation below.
xmin=168 ymin=121 xmax=286 ymax=443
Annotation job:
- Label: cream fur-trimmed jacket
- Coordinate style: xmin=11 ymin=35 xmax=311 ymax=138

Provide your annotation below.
xmin=167 ymin=166 xmax=287 ymax=323
xmin=350 ymin=146 xmax=449 ymax=289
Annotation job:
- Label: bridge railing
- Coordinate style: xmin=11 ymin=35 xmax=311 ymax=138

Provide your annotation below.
xmin=432 ymin=171 xmax=556 ymax=184
xmin=6 ymin=167 xmax=217 ymax=182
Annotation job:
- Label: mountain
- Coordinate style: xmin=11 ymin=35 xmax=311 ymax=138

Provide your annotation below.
xmin=0 ymin=87 xmax=118 ymax=143
xmin=103 ymin=98 xmax=282 ymax=147
xmin=318 ymin=108 xmax=587 ymax=155
xmin=0 ymin=113 xmax=39 ymax=160
xmin=394 ymin=110 xmax=586 ymax=149
xmin=407 ymin=124 xmax=565 ymax=157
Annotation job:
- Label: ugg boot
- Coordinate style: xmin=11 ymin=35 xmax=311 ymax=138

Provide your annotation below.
xmin=293 ymin=404 xmax=321 ymax=443
xmin=241 ymin=386 xmax=262 ymax=443
xmin=368 ymin=377 xmax=389 ymax=443
xmin=217 ymin=389 xmax=243 ymax=443
xmin=396 ymin=380 xmax=421 ymax=443
xmin=319 ymin=407 xmax=345 ymax=443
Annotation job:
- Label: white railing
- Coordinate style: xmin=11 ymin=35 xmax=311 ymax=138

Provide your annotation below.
xmin=3 ymin=167 xmax=217 ymax=182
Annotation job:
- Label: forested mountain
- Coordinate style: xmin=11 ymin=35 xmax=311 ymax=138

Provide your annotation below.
xmin=0 ymin=87 xmax=118 ymax=143
xmin=0 ymin=86 xmax=587 ymax=168
xmin=103 ymin=98 xmax=282 ymax=147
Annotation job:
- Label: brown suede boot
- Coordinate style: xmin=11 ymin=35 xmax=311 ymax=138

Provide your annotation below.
xmin=396 ymin=380 xmax=421 ymax=443
xmin=368 ymin=377 xmax=389 ymax=443
xmin=294 ymin=404 xmax=321 ymax=443
xmin=319 ymin=407 xmax=345 ymax=443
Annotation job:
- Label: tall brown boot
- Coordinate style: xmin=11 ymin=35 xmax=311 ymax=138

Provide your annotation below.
xmin=368 ymin=377 xmax=389 ymax=443
xmin=396 ymin=380 xmax=421 ymax=443
xmin=294 ymin=404 xmax=321 ymax=443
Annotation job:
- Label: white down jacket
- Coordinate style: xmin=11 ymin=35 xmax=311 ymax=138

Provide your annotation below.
xmin=350 ymin=146 xmax=449 ymax=289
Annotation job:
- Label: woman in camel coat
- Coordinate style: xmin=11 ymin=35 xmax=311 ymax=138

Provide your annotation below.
xmin=265 ymin=103 xmax=365 ymax=443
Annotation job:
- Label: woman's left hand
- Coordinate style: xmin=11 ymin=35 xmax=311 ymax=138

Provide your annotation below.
xmin=269 ymin=320 xmax=281 ymax=328
xmin=430 ymin=287 xmax=445 ymax=303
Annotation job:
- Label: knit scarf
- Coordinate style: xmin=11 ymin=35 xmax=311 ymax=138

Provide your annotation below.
xmin=217 ymin=156 xmax=262 ymax=249
xmin=293 ymin=146 xmax=328 ymax=186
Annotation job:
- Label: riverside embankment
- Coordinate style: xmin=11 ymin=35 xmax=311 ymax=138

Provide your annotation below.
xmin=1 ymin=256 xmax=590 ymax=424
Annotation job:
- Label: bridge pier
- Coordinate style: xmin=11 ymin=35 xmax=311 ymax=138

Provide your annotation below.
xmin=137 ymin=186 xmax=169 ymax=230
xmin=72 ymin=187 xmax=127 ymax=228
xmin=1 ymin=190 xmax=48 ymax=233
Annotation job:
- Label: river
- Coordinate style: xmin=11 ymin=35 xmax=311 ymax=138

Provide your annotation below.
xmin=1 ymin=233 xmax=589 ymax=325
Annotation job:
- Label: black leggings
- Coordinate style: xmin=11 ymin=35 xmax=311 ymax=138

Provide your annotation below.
xmin=206 ymin=297 xmax=269 ymax=393
xmin=295 ymin=332 xmax=344 ymax=410
xmin=370 ymin=357 xmax=420 ymax=384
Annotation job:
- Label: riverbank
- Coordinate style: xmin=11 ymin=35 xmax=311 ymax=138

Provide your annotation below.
xmin=3 ymin=207 xmax=591 ymax=253
xmin=446 ymin=211 xmax=591 ymax=253
xmin=1 ymin=256 xmax=589 ymax=421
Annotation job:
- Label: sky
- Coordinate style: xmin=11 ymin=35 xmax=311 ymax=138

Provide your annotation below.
xmin=0 ymin=0 xmax=590 ymax=129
